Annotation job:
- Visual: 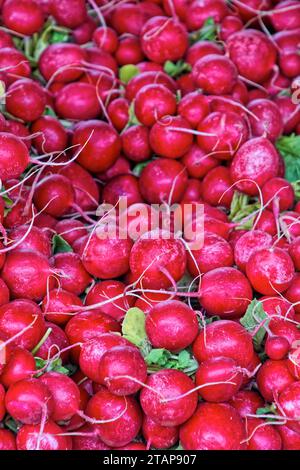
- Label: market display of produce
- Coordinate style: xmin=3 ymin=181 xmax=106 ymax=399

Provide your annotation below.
xmin=0 ymin=0 xmax=299 ymax=452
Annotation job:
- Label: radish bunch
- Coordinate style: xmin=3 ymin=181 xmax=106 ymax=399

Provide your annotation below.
xmin=0 ymin=0 xmax=299 ymax=452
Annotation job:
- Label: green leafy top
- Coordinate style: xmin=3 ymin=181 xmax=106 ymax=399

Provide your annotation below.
xmin=146 ymin=348 xmax=198 ymax=375
xmin=132 ymin=160 xmax=152 ymax=177
xmin=276 ymin=134 xmax=300 ymax=183
xmin=163 ymin=60 xmax=191 ymax=78
xmin=240 ymin=299 xmax=269 ymax=351
xmin=189 ymin=18 xmax=218 ymax=44
xmin=34 ymin=356 xmax=73 ymax=377
xmin=52 ymin=234 xmax=73 ymax=254
xmin=229 ymin=191 xmax=260 ymax=230
xmin=119 ymin=64 xmax=139 ymax=84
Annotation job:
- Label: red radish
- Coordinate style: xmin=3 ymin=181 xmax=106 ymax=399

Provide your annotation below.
xmin=0 ymin=30 xmax=14 ymax=48
xmin=55 ymin=83 xmax=101 ymax=120
xmin=246 ymin=248 xmax=295 ymax=295
xmin=180 ymin=402 xmax=246 ymax=450
xmin=285 ymin=273 xmax=300 ymax=314
xmin=274 ymin=96 xmax=300 ymax=134
xmin=93 ymin=27 xmax=118 ymax=54
xmin=84 ymin=47 xmax=118 ymax=76
xmin=34 ymin=213 xmax=57 ymax=232
xmin=279 ymin=382 xmax=300 ymax=433
xmin=125 ymin=71 xmax=176 ymax=101
xmin=34 ymin=322 xmax=70 ymax=363
xmin=260 ymin=295 xmax=295 ymax=322
xmin=107 ymin=98 xmax=129 ymax=132
xmin=51 ymin=0 xmax=87 ymax=28
xmin=139 ymin=158 xmax=188 ymax=203
xmin=229 ymin=390 xmax=264 ymax=418
xmin=289 ymin=237 xmax=300 ymax=270
xmin=5 ymin=378 xmax=54 ymax=424
xmin=270 ymin=0 xmax=300 ymax=31
xmin=42 ymin=289 xmax=82 ymax=325
xmin=52 ymin=252 xmax=92 ymax=295
xmin=16 ymin=421 xmax=72 ymax=450
xmin=9 ymin=225 xmax=51 ymax=258
xmin=193 ymin=320 xmax=254 ymax=368
xmin=202 ymin=167 xmax=234 ymax=207
xmin=85 ymin=280 xmax=134 ymax=321
xmin=141 ymin=16 xmax=188 ymax=64
xmin=262 ymin=177 xmax=294 ymax=211
xmin=0 ymin=278 xmax=9 ymax=306
xmin=38 ymin=43 xmax=86 ymax=83
xmin=134 ymin=292 xmax=178 ymax=314
xmin=33 ymin=174 xmax=74 ymax=217
xmin=86 ymin=388 xmax=142 ymax=447
xmin=199 ymin=267 xmax=252 ymax=318
xmin=145 ymin=300 xmax=198 ymax=351
xmin=278 ymin=425 xmax=300 ymax=450
xmin=192 ymin=55 xmax=238 ymax=95
xmin=142 ymin=415 xmax=179 ymax=449
xmin=31 ymin=116 xmax=68 ymax=154
xmin=121 ymin=125 xmax=151 ymax=162
xmin=2 ymin=0 xmax=44 ymax=36
xmin=111 ymin=2 xmax=155 ymax=36
xmin=220 ymin=15 xmax=243 ymax=41
xmin=234 ymin=230 xmax=273 ymax=272
xmin=0 ymin=384 xmax=5 ymax=420
xmin=280 ymin=211 xmax=300 ymax=239
xmin=254 ymin=209 xmax=277 ymax=236
xmin=0 ymin=430 xmax=16 ymax=450
xmin=129 ymin=231 xmax=186 ymax=289
xmin=234 ymin=0 xmax=271 ymax=21
xmin=186 ymin=0 xmax=228 ymax=31
xmin=115 ymin=442 xmax=147 ymax=450
xmin=248 ymin=99 xmax=283 ymax=142
xmin=97 ymin=155 xmax=131 ymax=182
xmin=0 ymin=347 xmax=36 ymax=388
xmin=0 ymin=132 xmax=29 ymax=182
xmin=6 ymin=79 xmax=46 ymax=122
xmin=5 ymin=121 xmax=31 ymax=151
xmin=140 ymin=369 xmax=198 ymax=426
xmin=149 ymin=115 xmax=193 ymax=159
xmin=182 ymin=178 xmax=202 ymax=202
xmin=72 ymin=424 xmax=110 ymax=450
xmin=187 ymin=232 xmax=233 ymax=276
xmin=182 ymin=143 xmax=218 ymax=179
xmin=55 ymin=219 xmax=88 ymax=247
xmin=265 ymin=335 xmax=290 ymax=360
xmin=98 ymin=345 xmax=147 ymax=395
xmin=40 ymin=372 xmax=80 ymax=422
xmin=186 ymin=40 xmax=223 ymax=66
xmin=0 ymin=47 xmax=30 ymax=84
xmin=73 ymin=16 xmax=97 ymax=45
xmin=227 ymin=29 xmax=277 ymax=83
xmin=72 ymin=120 xmax=121 ymax=173
xmin=246 ymin=417 xmax=282 ymax=450
xmin=195 ymin=357 xmax=243 ymax=402
xmin=115 ymin=36 xmax=144 ymax=65
xmin=178 ymin=92 xmax=210 ymax=128
xmin=230 ymin=137 xmax=280 ymax=196
xmin=134 ymin=84 xmax=177 ymax=127
xmin=257 ymin=359 xmax=295 ymax=402
xmin=102 ymin=174 xmax=142 ymax=206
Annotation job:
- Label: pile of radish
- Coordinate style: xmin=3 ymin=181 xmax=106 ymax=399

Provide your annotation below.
xmin=0 ymin=0 xmax=300 ymax=452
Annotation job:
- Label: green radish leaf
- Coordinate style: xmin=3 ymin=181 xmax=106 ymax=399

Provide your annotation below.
xmin=52 ymin=234 xmax=73 ymax=254
xmin=132 ymin=160 xmax=152 ymax=176
xmin=146 ymin=348 xmax=171 ymax=367
xmin=292 ymin=180 xmax=300 ymax=201
xmin=229 ymin=191 xmax=260 ymax=230
xmin=127 ymin=102 xmax=141 ymax=127
xmin=164 ymin=60 xmax=191 ymax=78
xmin=189 ymin=17 xmax=218 ymax=44
xmin=34 ymin=356 xmax=70 ymax=377
xmin=44 ymin=106 xmax=57 ymax=117
xmin=204 ymin=315 xmax=221 ymax=325
xmin=276 ymin=134 xmax=300 ymax=183
xmin=256 ymin=405 xmax=276 ymax=416
xmin=4 ymin=417 xmax=19 ymax=434
xmin=50 ymin=30 xmax=69 ymax=44
xmin=146 ymin=348 xmax=198 ymax=375
xmin=122 ymin=307 xmax=148 ymax=348
xmin=119 ymin=64 xmax=139 ymax=84
xmin=240 ymin=299 xmax=269 ymax=351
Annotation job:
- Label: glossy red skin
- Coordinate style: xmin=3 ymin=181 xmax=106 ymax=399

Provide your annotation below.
xmin=31 ymin=115 xmax=68 ymax=154
xmin=51 ymin=0 xmax=87 ymax=28
xmin=0 ymin=384 xmax=5 ymax=420
xmin=97 ymin=155 xmax=131 ymax=182
xmin=162 ymin=0 xmax=190 ymax=20
xmin=0 ymin=429 xmax=16 ymax=450
xmin=220 ymin=15 xmax=243 ymax=41
xmin=139 ymin=158 xmax=188 ymax=203
xmin=72 ymin=120 xmax=121 ymax=173
xmin=73 ymin=16 xmax=97 ymax=45
xmin=248 ymin=99 xmax=283 ymax=142
xmin=257 ymin=359 xmax=295 ymax=402
xmin=150 ymin=115 xmax=193 ymax=159
xmin=85 ymin=47 xmax=118 ymax=76
xmin=180 ymin=402 xmax=246 ymax=450
xmin=289 ymin=237 xmax=300 ymax=270
xmin=52 ymin=252 xmax=92 ymax=295
xmin=188 ymin=232 xmax=233 ymax=277
xmin=72 ymin=424 xmax=110 ymax=450
xmin=265 ymin=335 xmax=290 ymax=360
xmin=234 ymin=0 xmax=271 ymax=21
xmin=140 ymin=370 xmax=198 ymax=426
xmin=35 ymin=322 xmax=70 ymax=363
xmin=186 ymin=40 xmax=223 ymax=66
xmin=262 ymin=177 xmax=294 ymax=211
xmin=0 ymin=30 xmax=14 ymax=48
xmin=274 ymin=96 xmax=300 ymax=133
xmin=115 ymin=36 xmax=144 ymax=65
xmin=246 ymin=417 xmax=282 ymax=450
xmin=5 ymin=378 xmax=54 ymax=424
xmin=2 ymin=0 xmax=44 ymax=35
xmin=195 ymin=357 xmax=242 ymax=402
xmin=0 ymin=47 xmax=30 ymax=84
xmin=227 ymin=29 xmax=277 ymax=83
xmin=39 ymin=43 xmax=86 ymax=83
xmin=142 ymin=416 xmax=179 ymax=449
xmin=230 ymin=137 xmax=279 ymax=196
xmin=177 ymin=92 xmax=210 ymax=129
xmin=55 ymin=82 xmax=101 ymax=120
xmin=102 ymin=174 xmax=143 ymax=207
xmin=246 ymin=248 xmax=295 ymax=295
xmin=55 ymin=219 xmax=88 ymax=247
xmin=107 ymin=98 xmax=129 ymax=132
xmin=85 ymin=280 xmax=134 ymax=321
xmin=141 ymin=16 xmax=188 ymax=64
xmin=34 ymin=174 xmax=74 ymax=217
xmin=0 ymin=299 xmax=45 ymax=350
xmin=3 ymin=198 xmax=36 ymax=229
xmin=285 ymin=273 xmax=300 ymax=314
xmin=182 ymin=178 xmax=202 ymax=202
xmin=4 ymin=121 xmax=30 ymax=152
xmin=42 ymin=289 xmax=82 ymax=325
xmin=65 ymin=311 xmax=120 ymax=362
xmin=40 ymin=372 xmax=80 ymax=421
xmin=134 ymin=84 xmax=176 ymax=127
xmin=199 ymin=267 xmax=252 ymax=318
xmin=186 ymin=0 xmax=228 ymax=31
xmin=9 ymin=225 xmax=51 ymax=258
xmin=98 ymin=346 xmax=147 ymax=395
xmin=86 ymin=388 xmax=142 ymax=447
xmin=16 ymin=420 xmax=72 ymax=450
xmin=270 ymin=0 xmax=300 ymax=30
xmin=0 ymin=347 xmax=36 ymax=388
xmin=280 ymin=211 xmax=300 ymax=239
xmin=115 ymin=442 xmax=147 ymax=450
xmin=125 ymin=71 xmax=176 ymax=101
xmin=193 ymin=55 xmax=238 ymax=95
xmin=229 ymin=390 xmax=264 ymax=418
xmin=193 ymin=320 xmax=254 ymax=368
xmin=6 ymin=78 xmax=46 ymax=123
xmin=111 ymin=2 xmax=156 ymax=36
xmin=0 ymin=132 xmax=29 ymax=182
xmin=278 ymin=425 xmax=300 ymax=450
xmin=130 ymin=232 xmax=186 ymax=289
xmin=134 ymin=292 xmax=178 ymax=314
xmin=234 ymin=230 xmax=273 ymax=272
xmin=79 ymin=70 xmax=117 ymax=103
xmin=145 ymin=300 xmax=198 ymax=352
xmin=33 ymin=213 xmax=57 ymax=233
xmin=254 ymin=210 xmax=277 ymax=236
xmin=279 ymin=382 xmax=300 ymax=433
xmin=0 ymin=278 xmax=9 ymax=306
xmin=121 ymin=125 xmax=151 ymax=162
xmin=181 ymin=143 xmax=218 ymax=179
xmin=93 ymin=27 xmax=118 ymax=54
xmin=202 ymin=167 xmax=234 ymax=208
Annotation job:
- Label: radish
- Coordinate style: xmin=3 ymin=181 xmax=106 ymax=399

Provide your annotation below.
xmin=97 ymin=155 xmax=131 ymax=182
xmin=187 ymin=232 xmax=233 ymax=276
xmin=140 ymin=369 xmax=198 ymax=426
xmin=51 ymin=0 xmax=87 ymax=28
xmin=55 ymin=82 xmax=101 ymax=120
xmin=278 ymin=425 xmax=300 ymax=450
xmin=149 ymin=115 xmax=193 ymax=159
xmin=52 ymin=252 xmax=92 ymax=295
xmin=142 ymin=415 xmax=179 ymax=449
xmin=254 ymin=209 xmax=277 ymax=236
xmin=193 ymin=320 xmax=254 ymax=368
xmin=182 ymin=143 xmax=218 ymax=179
xmin=42 ymin=289 xmax=82 ymax=325
xmin=86 ymin=387 xmax=142 ymax=447
xmin=72 ymin=424 xmax=110 ymax=450
xmin=5 ymin=378 xmax=54 ymax=424
xmin=2 ymin=0 xmax=44 ymax=36
xmin=40 ymin=372 xmax=80 ymax=422
xmin=134 ymin=84 xmax=177 ymax=127
xmin=234 ymin=230 xmax=273 ymax=272
xmin=34 ymin=322 xmax=70 ymax=363
xmin=220 ymin=15 xmax=243 ymax=41
xmin=9 ymin=225 xmax=52 ymax=258
xmin=0 ymin=132 xmax=29 ymax=182
xmin=257 ymin=359 xmax=295 ymax=402
xmin=265 ymin=335 xmax=290 ymax=360
xmin=248 ymin=99 xmax=283 ymax=142
xmin=38 ymin=43 xmax=87 ymax=83
xmin=289 ymin=237 xmax=300 ymax=270
xmin=0 ymin=47 xmax=30 ymax=84
xmin=0 ymin=278 xmax=9 ymax=306
xmin=285 ymin=273 xmax=300 ymax=314
xmin=93 ymin=27 xmax=119 ymax=54
xmin=6 ymin=79 xmax=46 ymax=122
xmin=129 ymin=231 xmax=187 ymax=289
xmin=246 ymin=248 xmax=295 ymax=295
xmin=102 ymin=174 xmax=143 ymax=206
xmin=279 ymin=382 xmax=300 ymax=433
xmin=199 ymin=267 xmax=252 ymax=318
xmin=262 ymin=177 xmax=294 ymax=211
xmin=186 ymin=0 xmax=228 ymax=31
xmin=0 ymin=384 xmax=5 ymax=420
xmin=134 ymin=291 xmax=178 ymax=314
xmin=73 ymin=16 xmax=97 ymax=45
xmin=55 ymin=220 xmax=88 ymax=247
xmin=0 ymin=30 xmax=14 ymax=48
xmin=229 ymin=390 xmax=264 ymax=418
xmin=274 ymin=96 xmax=300 ymax=134
xmin=234 ymin=0 xmax=271 ymax=21
xmin=270 ymin=0 xmax=300 ymax=31
xmin=201 ymin=167 xmax=234 ymax=207
xmin=182 ymin=178 xmax=202 ymax=202
xmin=145 ymin=300 xmax=199 ymax=351
xmin=33 ymin=174 xmax=74 ymax=218
xmin=121 ymin=125 xmax=151 ymax=162
xmin=16 ymin=421 xmax=72 ymax=450
xmin=178 ymin=92 xmax=210 ymax=128
xmin=186 ymin=40 xmax=223 ymax=66
xmin=115 ymin=36 xmax=144 ymax=66
xmin=141 ymin=16 xmax=188 ymax=64
xmin=0 ymin=347 xmax=36 ymax=388
xmin=192 ymin=55 xmax=238 ymax=95
xmin=245 ymin=417 xmax=282 ymax=450
xmin=180 ymin=402 xmax=246 ymax=450
xmin=107 ymin=98 xmax=129 ymax=132
xmin=125 ymin=71 xmax=176 ymax=101
xmin=0 ymin=429 xmax=16 ymax=450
